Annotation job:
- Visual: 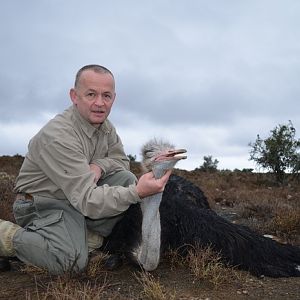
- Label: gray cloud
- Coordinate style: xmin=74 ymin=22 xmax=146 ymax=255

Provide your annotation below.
xmin=0 ymin=0 xmax=300 ymax=170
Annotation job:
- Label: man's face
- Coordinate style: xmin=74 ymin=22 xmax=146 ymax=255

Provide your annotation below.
xmin=70 ymin=70 xmax=116 ymax=127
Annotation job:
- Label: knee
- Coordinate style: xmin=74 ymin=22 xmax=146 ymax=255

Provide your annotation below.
xmin=121 ymin=170 xmax=137 ymax=186
xmin=48 ymin=249 xmax=89 ymax=275
xmin=97 ymin=170 xmax=137 ymax=188
xmin=111 ymin=170 xmax=137 ymax=187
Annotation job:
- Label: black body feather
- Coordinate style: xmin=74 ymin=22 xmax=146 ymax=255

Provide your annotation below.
xmin=102 ymin=174 xmax=300 ymax=277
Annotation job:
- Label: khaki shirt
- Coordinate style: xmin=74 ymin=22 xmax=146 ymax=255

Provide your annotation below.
xmin=15 ymin=105 xmax=140 ymax=219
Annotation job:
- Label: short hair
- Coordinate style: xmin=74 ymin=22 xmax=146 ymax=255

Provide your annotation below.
xmin=74 ymin=64 xmax=114 ymax=88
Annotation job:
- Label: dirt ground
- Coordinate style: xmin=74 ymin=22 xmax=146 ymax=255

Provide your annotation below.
xmin=1 ymin=202 xmax=299 ymax=299
xmin=0 ymin=158 xmax=300 ymax=299
xmin=1 ymin=256 xmax=300 ymax=299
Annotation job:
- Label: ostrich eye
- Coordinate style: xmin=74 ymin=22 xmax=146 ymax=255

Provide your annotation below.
xmin=144 ymin=150 xmax=154 ymax=158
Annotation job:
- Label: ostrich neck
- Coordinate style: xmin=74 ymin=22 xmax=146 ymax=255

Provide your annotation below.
xmin=138 ymin=192 xmax=162 ymax=271
xmin=137 ymin=161 xmax=174 ymax=271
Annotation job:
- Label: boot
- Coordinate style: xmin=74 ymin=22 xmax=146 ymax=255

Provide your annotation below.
xmin=0 ymin=257 xmax=11 ymax=271
xmin=87 ymin=230 xmax=104 ymax=253
xmin=0 ymin=220 xmax=21 ymax=257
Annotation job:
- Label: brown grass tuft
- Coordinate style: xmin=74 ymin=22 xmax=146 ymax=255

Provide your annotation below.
xmin=21 ymin=264 xmax=48 ymax=276
xmin=185 ymin=245 xmax=241 ymax=288
xmin=0 ymin=172 xmax=17 ymax=221
xmin=165 ymin=248 xmax=186 ymax=270
xmin=266 ymin=208 xmax=300 ymax=243
xmin=135 ymin=271 xmax=176 ymax=300
xmin=85 ymin=251 xmax=109 ymax=278
xmin=35 ymin=276 xmax=110 ymax=300
xmin=165 ymin=245 xmax=242 ymax=289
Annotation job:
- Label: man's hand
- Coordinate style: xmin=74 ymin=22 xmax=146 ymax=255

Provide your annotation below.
xmin=89 ymin=164 xmax=102 ymax=183
xmin=136 ymin=169 xmax=172 ymax=199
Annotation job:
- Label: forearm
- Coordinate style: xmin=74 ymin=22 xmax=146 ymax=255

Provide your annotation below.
xmin=71 ymin=182 xmax=140 ymax=219
xmin=91 ymin=157 xmax=129 ymax=175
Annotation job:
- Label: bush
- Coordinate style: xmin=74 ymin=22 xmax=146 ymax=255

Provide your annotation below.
xmin=199 ymin=155 xmax=219 ymax=172
xmin=249 ymin=120 xmax=300 ymax=184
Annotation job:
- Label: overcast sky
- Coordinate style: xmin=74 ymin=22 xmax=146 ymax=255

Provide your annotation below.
xmin=0 ymin=1 xmax=299 ymax=170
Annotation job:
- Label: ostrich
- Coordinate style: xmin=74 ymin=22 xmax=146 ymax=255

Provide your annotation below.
xmin=101 ymin=139 xmax=300 ymax=278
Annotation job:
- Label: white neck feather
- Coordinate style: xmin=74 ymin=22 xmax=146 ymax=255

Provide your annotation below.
xmin=136 ymin=159 xmax=178 ymax=271
xmin=137 ymin=192 xmax=162 ymax=270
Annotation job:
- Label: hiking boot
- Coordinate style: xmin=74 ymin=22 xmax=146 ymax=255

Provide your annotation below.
xmin=0 ymin=219 xmax=21 ymax=257
xmin=87 ymin=230 xmax=104 ymax=253
xmin=0 ymin=257 xmax=11 ymax=271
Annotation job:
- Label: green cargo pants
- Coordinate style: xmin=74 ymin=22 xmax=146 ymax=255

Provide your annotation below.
xmin=12 ymin=170 xmax=137 ymax=274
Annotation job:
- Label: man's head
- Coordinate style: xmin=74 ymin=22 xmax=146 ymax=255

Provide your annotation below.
xmin=70 ymin=65 xmax=116 ymax=127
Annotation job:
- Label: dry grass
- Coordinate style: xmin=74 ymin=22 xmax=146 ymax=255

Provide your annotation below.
xmin=26 ymin=276 xmax=111 ymax=300
xmin=167 ymin=245 xmax=242 ymax=289
xmin=21 ymin=264 xmax=49 ymax=276
xmin=21 ymin=257 xmax=114 ymax=300
xmin=85 ymin=251 xmax=110 ymax=278
xmin=0 ymin=172 xmax=16 ymax=222
xmin=0 ymin=155 xmax=24 ymax=222
xmin=135 ymin=271 xmax=176 ymax=300
xmin=0 ymin=155 xmax=24 ymax=176
xmin=1 ymin=157 xmax=300 ymax=299
xmin=266 ymin=208 xmax=300 ymax=243
xmin=165 ymin=248 xmax=186 ymax=270
xmin=186 ymin=246 xmax=242 ymax=288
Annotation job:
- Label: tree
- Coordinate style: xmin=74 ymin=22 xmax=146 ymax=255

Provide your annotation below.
xmin=200 ymin=155 xmax=219 ymax=172
xmin=249 ymin=120 xmax=300 ymax=183
xmin=127 ymin=154 xmax=137 ymax=162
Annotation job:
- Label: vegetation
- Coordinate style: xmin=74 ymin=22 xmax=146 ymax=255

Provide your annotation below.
xmin=127 ymin=154 xmax=137 ymax=162
xmin=168 ymin=245 xmax=241 ymax=289
xmin=199 ymin=155 xmax=219 ymax=172
xmin=249 ymin=120 xmax=300 ymax=184
xmin=0 ymin=156 xmax=300 ymax=299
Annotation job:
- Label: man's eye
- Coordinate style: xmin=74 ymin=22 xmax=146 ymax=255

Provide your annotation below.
xmin=87 ymin=92 xmax=96 ymax=98
xmin=104 ymin=94 xmax=112 ymax=99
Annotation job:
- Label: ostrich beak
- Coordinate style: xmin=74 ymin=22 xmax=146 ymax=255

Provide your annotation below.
xmin=154 ymin=149 xmax=187 ymax=162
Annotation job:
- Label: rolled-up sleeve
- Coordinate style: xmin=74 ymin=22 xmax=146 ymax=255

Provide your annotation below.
xmin=37 ymin=139 xmax=140 ymax=219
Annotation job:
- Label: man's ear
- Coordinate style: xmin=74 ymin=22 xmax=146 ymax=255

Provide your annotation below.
xmin=69 ymin=88 xmax=77 ymax=105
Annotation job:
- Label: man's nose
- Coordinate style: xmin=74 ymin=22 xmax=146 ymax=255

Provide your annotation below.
xmin=94 ymin=95 xmax=104 ymax=106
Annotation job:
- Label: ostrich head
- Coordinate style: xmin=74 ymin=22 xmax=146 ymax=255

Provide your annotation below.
xmin=141 ymin=138 xmax=187 ymax=177
xmin=135 ymin=139 xmax=187 ymax=271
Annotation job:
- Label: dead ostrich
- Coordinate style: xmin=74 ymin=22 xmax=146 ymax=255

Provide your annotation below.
xmin=101 ymin=139 xmax=300 ymax=278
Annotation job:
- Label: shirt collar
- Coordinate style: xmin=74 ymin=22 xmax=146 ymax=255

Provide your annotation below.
xmin=71 ymin=105 xmax=111 ymax=138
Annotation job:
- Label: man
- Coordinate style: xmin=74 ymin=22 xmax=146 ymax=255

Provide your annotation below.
xmin=0 ymin=65 xmax=171 ymax=274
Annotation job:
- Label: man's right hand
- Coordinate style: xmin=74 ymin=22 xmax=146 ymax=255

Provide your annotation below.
xmin=135 ymin=169 xmax=172 ymax=199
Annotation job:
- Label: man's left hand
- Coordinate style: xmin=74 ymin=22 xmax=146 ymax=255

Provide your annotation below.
xmin=89 ymin=164 xmax=102 ymax=183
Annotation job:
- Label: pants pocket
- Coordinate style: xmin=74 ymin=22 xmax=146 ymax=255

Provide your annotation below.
xmin=27 ymin=210 xmax=77 ymax=261
xmin=28 ymin=210 xmax=63 ymax=230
